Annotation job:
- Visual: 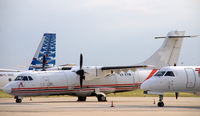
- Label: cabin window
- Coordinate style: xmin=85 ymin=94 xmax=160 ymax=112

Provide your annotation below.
xmin=164 ymin=71 xmax=175 ymax=77
xmin=154 ymin=71 xmax=166 ymax=76
xmin=15 ymin=76 xmax=23 ymax=81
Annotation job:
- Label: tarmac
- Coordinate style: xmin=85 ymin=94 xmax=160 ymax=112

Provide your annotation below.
xmin=0 ymin=97 xmax=200 ymax=116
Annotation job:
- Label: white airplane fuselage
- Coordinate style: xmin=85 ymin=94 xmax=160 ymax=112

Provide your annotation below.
xmin=141 ymin=66 xmax=200 ymax=93
xmin=3 ymin=67 xmax=155 ymax=97
xmin=3 ymin=30 xmax=197 ymax=103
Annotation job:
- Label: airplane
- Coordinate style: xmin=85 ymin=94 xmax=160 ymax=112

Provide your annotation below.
xmin=0 ymin=33 xmax=56 ymax=89
xmin=141 ymin=66 xmax=200 ymax=107
xmin=3 ymin=30 xmax=197 ymax=103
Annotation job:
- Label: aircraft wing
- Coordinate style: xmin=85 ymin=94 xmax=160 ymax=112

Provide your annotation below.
xmin=0 ymin=69 xmax=22 ymax=72
xmin=101 ymin=65 xmax=148 ymax=73
xmin=84 ymin=65 xmax=151 ymax=81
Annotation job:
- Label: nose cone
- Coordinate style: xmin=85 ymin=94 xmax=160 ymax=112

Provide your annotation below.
xmin=141 ymin=81 xmax=150 ymax=91
xmin=3 ymin=84 xmax=12 ymax=94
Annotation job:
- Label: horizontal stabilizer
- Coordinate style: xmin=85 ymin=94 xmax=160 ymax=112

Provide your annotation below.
xmin=155 ymin=35 xmax=199 ymax=39
xmin=139 ymin=30 xmax=198 ymax=69
xmin=0 ymin=69 xmax=22 ymax=72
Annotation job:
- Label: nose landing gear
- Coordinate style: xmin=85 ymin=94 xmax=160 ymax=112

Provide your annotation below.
xmin=157 ymin=95 xmax=164 ymax=107
xmin=15 ymin=96 xmax=23 ymax=103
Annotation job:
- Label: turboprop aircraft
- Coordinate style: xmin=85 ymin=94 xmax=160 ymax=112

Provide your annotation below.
xmin=3 ymin=30 xmax=197 ymax=103
xmin=0 ymin=33 xmax=56 ymax=89
xmin=141 ymin=66 xmax=200 ymax=107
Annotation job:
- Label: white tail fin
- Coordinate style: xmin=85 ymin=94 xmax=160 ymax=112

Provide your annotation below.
xmin=140 ymin=30 xmax=195 ymax=69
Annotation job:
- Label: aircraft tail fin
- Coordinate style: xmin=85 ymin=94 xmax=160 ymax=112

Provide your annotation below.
xmin=28 ymin=33 xmax=56 ymax=70
xmin=140 ymin=30 xmax=197 ymax=69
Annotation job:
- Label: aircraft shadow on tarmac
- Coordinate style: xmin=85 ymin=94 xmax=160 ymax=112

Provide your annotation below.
xmin=118 ymin=104 xmax=200 ymax=110
xmin=0 ymin=100 xmax=102 ymax=104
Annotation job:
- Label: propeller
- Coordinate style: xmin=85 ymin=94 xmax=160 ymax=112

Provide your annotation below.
xmin=42 ymin=54 xmax=46 ymax=71
xmin=175 ymin=92 xmax=179 ymax=99
xmin=75 ymin=54 xmax=85 ymax=88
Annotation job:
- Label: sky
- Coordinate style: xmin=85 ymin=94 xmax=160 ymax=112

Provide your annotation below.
xmin=0 ymin=0 xmax=200 ymax=70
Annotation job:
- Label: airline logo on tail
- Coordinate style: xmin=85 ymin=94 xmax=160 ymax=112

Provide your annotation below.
xmin=29 ymin=33 xmax=56 ymax=70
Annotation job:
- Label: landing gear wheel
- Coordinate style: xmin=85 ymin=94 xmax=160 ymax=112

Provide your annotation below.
xmin=157 ymin=102 xmax=164 ymax=107
xmin=97 ymin=95 xmax=107 ymax=102
xmin=77 ymin=96 xmax=86 ymax=102
xmin=15 ymin=96 xmax=22 ymax=103
xmin=157 ymin=95 xmax=164 ymax=107
xmin=16 ymin=99 xmax=22 ymax=103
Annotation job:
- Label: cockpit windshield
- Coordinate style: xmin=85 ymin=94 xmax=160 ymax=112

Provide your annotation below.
xmin=154 ymin=71 xmax=166 ymax=76
xmin=164 ymin=71 xmax=175 ymax=77
xmin=15 ymin=76 xmax=33 ymax=81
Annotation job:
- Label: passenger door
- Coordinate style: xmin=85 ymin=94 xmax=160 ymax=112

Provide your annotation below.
xmin=185 ymin=68 xmax=196 ymax=88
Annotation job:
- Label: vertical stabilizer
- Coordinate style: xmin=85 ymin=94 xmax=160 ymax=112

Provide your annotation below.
xmin=28 ymin=33 xmax=56 ymax=70
xmin=140 ymin=30 xmax=186 ymax=69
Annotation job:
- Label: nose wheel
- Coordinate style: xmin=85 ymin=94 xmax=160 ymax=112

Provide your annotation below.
xmin=157 ymin=95 xmax=164 ymax=107
xmin=15 ymin=96 xmax=23 ymax=103
xmin=16 ymin=99 xmax=22 ymax=103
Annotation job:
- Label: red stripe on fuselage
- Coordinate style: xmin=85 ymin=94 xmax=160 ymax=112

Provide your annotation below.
xmin=12 ymin=89 xmax=95 ymax=94
xmin=195 ymin=68 xmax=200 ymax=74
xmin=12 ymin=86 xmax=68 ymax=90
xmin=142 ymin=69 xmax=158 ymax=83
xmin=11 ymin=83 xmax=141 ymax=94
xmin=12 ymin=87 xmax=139 ymax=94
xmin=12 ymin=83 xmax=141 ymax=91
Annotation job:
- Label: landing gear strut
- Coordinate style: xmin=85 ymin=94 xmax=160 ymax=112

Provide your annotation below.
xmin=77 ymin=96 xmax=86 ymax=102
xmin=15 ymin=96 xmax=22 ymax=103
xmin=157 ymin=95 xmax=164 ymax=107
xmin=97 ymin=94 xmax=107 ymax=102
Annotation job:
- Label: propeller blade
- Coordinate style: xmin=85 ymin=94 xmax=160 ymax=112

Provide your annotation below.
xmin=175 ymin=92 xmax=179 ymax=99
xmin=42 ymin=55 xmax=46 ymax=71
xmin=80 ymin=77 xmax=83 ymax=88
xmin=80 ymin=54 xmax=83 ymax=70
xmin=80 ymin=75 xmax=85 ymax=88
xmin=76 ymin=53 xmax=85 ymax=88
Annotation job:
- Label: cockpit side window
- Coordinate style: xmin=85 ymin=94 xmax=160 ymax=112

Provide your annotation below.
xmin=164 ymin=71 xmax=175 ymax=77
xmin=28 ymin=76 xmax=33 ymax=81
xmin=154 ymin=71 xmax=166 ymax=76
xmin=15 ymin=76 xmax=23 ymax=81
xmin=15 ymin=76 xmax=33 ymax=81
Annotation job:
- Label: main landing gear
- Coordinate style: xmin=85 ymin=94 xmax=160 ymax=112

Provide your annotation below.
xmin=96 ymin=94 xmax=107 ymax=102
xmin=77 ymin=95 xmax=107 ymax=102
xmin=157 ymin=95 xmax=164 ymax=107
xmin=77 ymin=96 xmax=87 ymax=102
xmin=15 ymin=96 xmax=23 ymax=103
